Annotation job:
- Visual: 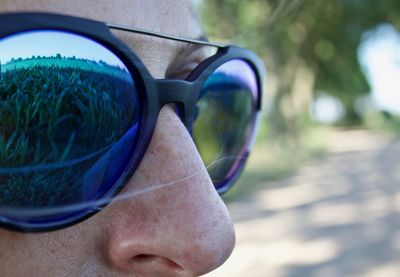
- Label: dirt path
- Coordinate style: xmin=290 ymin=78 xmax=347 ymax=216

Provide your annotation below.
xmin=206 ymin=130 xmax=400 ymax=277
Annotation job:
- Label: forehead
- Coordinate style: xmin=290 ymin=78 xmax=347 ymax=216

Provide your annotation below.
xmin=0 ymin=0 xmax=202 ymax=35
xmin=0 ymin=0 xmax=204 ymax=77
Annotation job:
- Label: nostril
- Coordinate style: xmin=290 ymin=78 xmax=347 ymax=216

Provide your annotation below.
xmin=133 ymin=254 xmax=156 ymax=263
xmin=133 ymin=254 xmax=183 ymax=271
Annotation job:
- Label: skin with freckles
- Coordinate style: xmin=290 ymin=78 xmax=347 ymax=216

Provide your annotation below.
xmin=0 ymin=0 xmax=235 ymax=276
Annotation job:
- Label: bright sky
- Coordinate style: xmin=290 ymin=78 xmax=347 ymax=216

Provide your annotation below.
xmin=312 ymin=24 xmax=400 ymax=123
xmin=310 ymin=94 xmax=344 ymax=124
xmin=359 ymin=24 xmax=400 ymax=115
xmin=0 ymin=30 xmax=126 ymax=68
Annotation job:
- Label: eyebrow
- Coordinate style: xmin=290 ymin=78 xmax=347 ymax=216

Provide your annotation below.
xmin=106 ymin=22 xmax=226 ymax=48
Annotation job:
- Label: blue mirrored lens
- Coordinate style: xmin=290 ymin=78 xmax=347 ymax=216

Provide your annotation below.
xmin=193 ymin=59 xmax=258 ymax=188
xmin=0 ymin=30 xmax=140 ymax=222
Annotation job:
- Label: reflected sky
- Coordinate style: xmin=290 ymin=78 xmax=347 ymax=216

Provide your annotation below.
xmin=0 ymin=30 xmax=127 ymax=68
xmin=215 ymin=59 xmax=258 ymax=99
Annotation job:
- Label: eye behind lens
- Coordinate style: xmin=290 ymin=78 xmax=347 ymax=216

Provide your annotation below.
xmin=192 ymin=59 xmax=259 ymax=192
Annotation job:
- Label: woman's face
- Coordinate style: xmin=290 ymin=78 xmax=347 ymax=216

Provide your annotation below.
xmin=0 ymin=1 xmax=235 ymax=276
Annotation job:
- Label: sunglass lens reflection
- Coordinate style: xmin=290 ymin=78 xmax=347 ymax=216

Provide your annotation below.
xmin=0 ymin=30 xmax=140 ymax=220
xmin=193 ymin=59 xmax=258 ymax=190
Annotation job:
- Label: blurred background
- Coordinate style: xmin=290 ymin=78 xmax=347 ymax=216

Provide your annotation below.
xmin=196 ymin=0 xmax=400 ymax=276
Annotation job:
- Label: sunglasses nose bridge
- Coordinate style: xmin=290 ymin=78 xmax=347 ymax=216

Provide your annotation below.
xmin=155 ymin=79 xmax=198 ymax=127
xmin=155 ymin=79 xmax=196 ymax=104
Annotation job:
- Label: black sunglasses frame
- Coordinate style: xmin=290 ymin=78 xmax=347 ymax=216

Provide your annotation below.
xmin=0 ymin=12 xmax=265 ymax=232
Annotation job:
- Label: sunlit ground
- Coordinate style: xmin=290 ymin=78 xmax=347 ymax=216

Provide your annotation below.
xmin=206 ymin=129 xmax=400 ymax=277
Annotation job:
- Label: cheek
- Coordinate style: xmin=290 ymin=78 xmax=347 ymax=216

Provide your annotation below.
xmin=0 ymin=222 xmax=101 ymax=276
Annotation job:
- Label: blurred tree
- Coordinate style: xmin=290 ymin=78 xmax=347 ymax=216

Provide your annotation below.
xmin=199 ymin=0 xmax=400 ymax=138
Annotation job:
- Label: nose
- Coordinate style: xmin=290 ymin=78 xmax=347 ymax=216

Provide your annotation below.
xmin=104 ymin=106 xmax=235 ymax=276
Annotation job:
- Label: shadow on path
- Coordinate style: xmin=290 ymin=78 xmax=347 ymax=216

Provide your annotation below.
xmin=206 ymin=130 xmax=400 ymax=277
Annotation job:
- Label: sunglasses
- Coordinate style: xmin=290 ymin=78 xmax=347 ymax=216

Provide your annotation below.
xmin=0 ymin=13 xmax=265 ymax=232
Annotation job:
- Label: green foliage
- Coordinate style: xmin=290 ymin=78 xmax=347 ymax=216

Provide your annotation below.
xmin=0 ymin=57 xmax=137 ymax=206
xmin=363 ymin=110 xmax=400 ymax=134
xmin=199 ymin=0 xmax=400 ymax=131
xmin=198 ymin=1 xmax=400 ymax=197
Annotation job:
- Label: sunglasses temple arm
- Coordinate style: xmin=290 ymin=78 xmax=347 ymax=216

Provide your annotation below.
xmin=106 ymin=23 xmax=226 ymax=48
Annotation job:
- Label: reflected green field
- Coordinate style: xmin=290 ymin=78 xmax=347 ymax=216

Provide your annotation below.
xmin=0 ymin=56 xmax=137 ymax=207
